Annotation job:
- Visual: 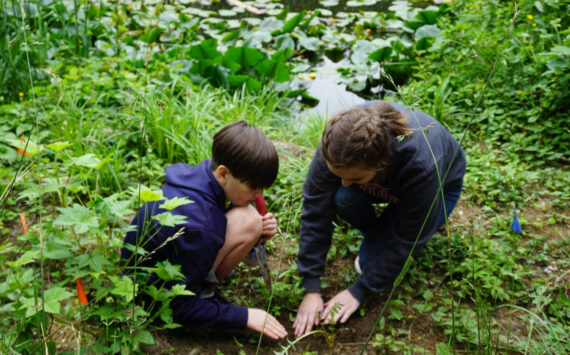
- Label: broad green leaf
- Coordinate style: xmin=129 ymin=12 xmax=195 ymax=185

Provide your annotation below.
xmin=415 ymin=37 xmax=434 ymax=51
xmin=152 ymin=212 xmax=187 ymax=227
xmin=298 ymin=36 xmax=321 ymax=51
xmin=189 ymin=39 xmax=220 ymax=60
xmin=347 ymin=0 xmax=375 ymax=7
xmin=222 ymin=30 xmax=240 ymax=43
xmin=369 ymin=47 xmax=393 ymax=62
xmin=246 ymin=78 xmax=262 ymax=91
xmin=140 ymin=189 xmax=163 ymax=203
xmin=139 ymin=28 xmax=164 ymax=43
xmin=54 ymin=204 xmax=99 ymax=234
xmin=134 ymin=330 xmax=155 ymax=345
xmin=6 ymin=138 xmax=44 ymax=156
xmin=274 ymin=62 xmax=290 ymax=83
xmin=351 ymin=40 xmax=376 ymax=65
xmin=43 ymin=287 xmax=74 ymax=314
xmin=155 ymin=261 xmax=185 ymax=282
xmin=551 ymin=46 xmax=570 ymax=56
xmin=228 ymin=74 xmax=249 ymax=87
xmin=70 ymin=153 xmax=106 ymax=169
xmin=6 ymin=250 xmax=38 ymax=268
xmin=414 ymin=25 xmax=442 ymax=40
xmin=225 ymin=47 xmax=265 ymax=69
xmin=415 ymin=10 xmax=439 ymax=25
xmin=256 ymin=59 xmax=276 ymax=78
xmin=171 ymin=284 xmax=194 ymax=296
xmin=273 ymin=11 xmax=306 ymax=35
xmin=160 ymin=197 xmax=193 ymax=211
xmin=404 ymin=20 xmax=424 ymax=31
xmin=111 ymin=276 xmax=137 ymax=302
xmin=45 ymin=240 xmax=72 ymax=259
xmin=47 ymin=141 xmax=71 ymax=152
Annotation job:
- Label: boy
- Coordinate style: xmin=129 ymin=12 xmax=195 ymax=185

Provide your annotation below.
xmin=121 ymin=121 xmax=287 ymax=339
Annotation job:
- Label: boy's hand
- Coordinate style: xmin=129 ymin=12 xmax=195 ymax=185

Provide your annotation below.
xmin=247 ymin=308 xmax=287 ymax=340
xmin=321 ymin=289 xmax=360 ymax=325
xmin=260 ymin=213 xmax=277 ymax=239
xmin=293 ymin=292 xmax=323 ymax=337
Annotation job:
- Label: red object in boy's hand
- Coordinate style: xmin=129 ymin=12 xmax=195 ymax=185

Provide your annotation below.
xmin=255 ymin=196 xmax=267 ymax=216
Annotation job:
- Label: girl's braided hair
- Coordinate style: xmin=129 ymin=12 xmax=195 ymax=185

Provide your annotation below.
xmin=321 ymin=102 xmax=410 ymax=170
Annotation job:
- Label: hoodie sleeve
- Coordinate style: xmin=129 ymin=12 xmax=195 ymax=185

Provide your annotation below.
xmin=168 ymin=224 xmax=248 ymax=329
xmin=348 ymin=159 xmax=443 ymax=302
xmin=170 ymin=286 xmax=248 ymax=329
xmin=297 ymin=147 xmax=341 ymax=293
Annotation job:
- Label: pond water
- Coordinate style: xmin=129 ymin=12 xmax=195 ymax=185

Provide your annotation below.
xmin=205 ymin=0 xmax=394 ymax=15
xmin=185 ymin=0 xmax=438 ymax=120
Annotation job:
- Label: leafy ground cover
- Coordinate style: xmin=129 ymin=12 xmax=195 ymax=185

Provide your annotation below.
xmin=0 ymin=0 xmax=568 ymax=354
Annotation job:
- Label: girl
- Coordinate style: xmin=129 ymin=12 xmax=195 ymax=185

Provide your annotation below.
xmin=293 ymin=101 xmax=466 ymax=336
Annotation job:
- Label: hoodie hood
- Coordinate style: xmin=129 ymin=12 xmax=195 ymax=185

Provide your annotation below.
xmin=164 ymin=160 xmax=226 ymax=209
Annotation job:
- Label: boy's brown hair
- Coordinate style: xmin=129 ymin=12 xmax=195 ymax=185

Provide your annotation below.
xmin=211 ymin=121 xmax=279 ymax=189
xmin=321 ymin=102 xmax=411 ymax=170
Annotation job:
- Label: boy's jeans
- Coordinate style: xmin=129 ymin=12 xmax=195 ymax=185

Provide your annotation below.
xmin=333 ymin=183 xmax=462 ymax=269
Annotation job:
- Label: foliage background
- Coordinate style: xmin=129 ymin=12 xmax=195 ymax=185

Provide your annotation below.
xmin=0 ymin=0 xmax=568 ymax=353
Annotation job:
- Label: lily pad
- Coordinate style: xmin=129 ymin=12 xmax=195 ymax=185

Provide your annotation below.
xmin=347 ymin=0 xmax=376 ymax=7
xmin=319 ymin=0 xmax=339 ymax=6
xmin=218 ymin=9 xmax=236 ymax=17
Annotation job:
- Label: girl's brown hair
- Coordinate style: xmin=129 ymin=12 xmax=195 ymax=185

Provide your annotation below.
xmin=321 ymin=102 xmax=410 ymax=170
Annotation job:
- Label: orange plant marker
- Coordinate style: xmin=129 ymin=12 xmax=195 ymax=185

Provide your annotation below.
xmin=19 ymin=212 xmax=27 ymax=234
xmin=17 ymin=136 xmax=30 ymax=156
xmin=76 ymin=278 xmax=88 ymax=305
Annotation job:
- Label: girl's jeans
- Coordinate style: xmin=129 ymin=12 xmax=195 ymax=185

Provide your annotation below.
xmin=334 ymin=183 xmax=462 ymax=269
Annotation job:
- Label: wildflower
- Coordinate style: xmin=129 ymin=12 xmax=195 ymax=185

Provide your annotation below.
xmin=76 ymin=278 xmax=88 ymax=305
xmin=150 ymin=41 xmax=157 ymax=47
xmin=532 ymin=23 xmax=536 ymax=27
xmin=365 ymin=28 xmax=371 ymax=34
xmin=17 ymin=136 xmax=30 ymax=156
xmin=353 ymin=78 xmax=359 ymax=83
xmin=309 ymin=73 xmax=316 ymax=80
xmin=460 ymin=29 xmax=465 ymax=33
xmin=124 ymin=71 xmax=129 ymax=76
xmin=85 ymin=73 xmax=90 ymax=78
xmin=19 ymin=92 xmax=24 ymax=97
xmin=511 ymin=207 xmax=521 ymax=234
xmin=40 ymin=173 xmax=45 ymax=178
xmin=358 ymin=35 xmax=363 ymax=39
xmin=527 ymin=14 xmax=533 ymax=20
xmin=437 ymin=80 xmax=441 ymax=85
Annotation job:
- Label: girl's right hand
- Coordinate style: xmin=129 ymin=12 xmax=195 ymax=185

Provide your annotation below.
xmin=247 ymin=308 xmax=287 ymax=340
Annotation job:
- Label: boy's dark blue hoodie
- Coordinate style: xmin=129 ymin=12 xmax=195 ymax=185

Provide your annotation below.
xmin=121 ymin=160 xmax=248 ymax=329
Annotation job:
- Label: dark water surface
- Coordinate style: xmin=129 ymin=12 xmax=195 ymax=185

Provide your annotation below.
xmin=197 ymin=0 xmax=433 ymax=16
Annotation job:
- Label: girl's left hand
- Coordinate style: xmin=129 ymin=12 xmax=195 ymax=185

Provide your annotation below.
xmin=321 ymin=289 xmax=361 ymax=325
xmin=260 ymin=212 xmax=277 ymax=239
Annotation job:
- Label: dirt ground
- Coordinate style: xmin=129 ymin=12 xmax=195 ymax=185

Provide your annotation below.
xmin=141 ymin=199 xmax=569 ymax=354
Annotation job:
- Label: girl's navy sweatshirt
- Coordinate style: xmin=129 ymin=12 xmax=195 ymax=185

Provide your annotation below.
xmin=297 ymin=101 xmax=466 ymax=302
xmin=121 ymin=160 xmax=248 ymax=329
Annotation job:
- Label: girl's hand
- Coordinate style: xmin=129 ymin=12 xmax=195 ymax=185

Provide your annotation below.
xmin=293 ymin=292 xmax=324 ymax=337
xmin=321 ymin=289 xmax=360 ymax=325
xmin=260 ymin=212 xmax=277 ymax=239
xmin=247 ymin=308 xmax=287 ymax=340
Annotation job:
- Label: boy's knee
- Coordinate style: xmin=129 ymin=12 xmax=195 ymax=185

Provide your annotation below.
xmin=227 ymin=205 xmax=262 ymax=243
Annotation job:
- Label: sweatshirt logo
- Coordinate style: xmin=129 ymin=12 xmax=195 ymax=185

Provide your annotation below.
xmin=360 ymin=183 xmax=400 ymax=203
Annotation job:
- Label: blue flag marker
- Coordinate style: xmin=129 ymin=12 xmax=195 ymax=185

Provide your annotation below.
xmin=511 ymin=207 xmax=521 ymax=234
